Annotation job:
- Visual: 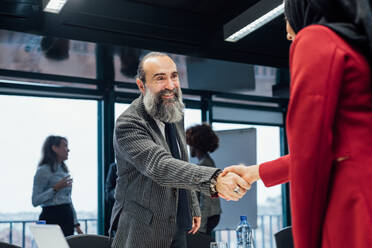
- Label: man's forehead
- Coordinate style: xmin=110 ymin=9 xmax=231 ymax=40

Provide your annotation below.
xmin=143 ymin=56 xmax=177 ymax=73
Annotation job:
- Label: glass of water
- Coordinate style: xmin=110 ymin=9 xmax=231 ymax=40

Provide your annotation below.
xmin=210 ymin=242 xmax=228 ymax=248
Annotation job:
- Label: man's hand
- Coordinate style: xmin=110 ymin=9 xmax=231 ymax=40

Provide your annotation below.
xmin=223 ymin=164 xmax=261 ymax=185
xmin=216 ymin=172 xmax=250 ymax=201
xmin=188 ymin=216 xmax=201 ymax=234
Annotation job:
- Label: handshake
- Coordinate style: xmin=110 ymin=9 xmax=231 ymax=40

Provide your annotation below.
xmin=215 ymin=164 xmax=261 ymax=201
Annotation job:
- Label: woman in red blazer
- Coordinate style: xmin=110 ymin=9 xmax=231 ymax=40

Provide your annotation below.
xmin=224 ymin=0 xmax=372 ymax=247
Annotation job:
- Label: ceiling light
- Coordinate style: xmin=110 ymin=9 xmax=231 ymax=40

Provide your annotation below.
xmin=43 ymin=0 xmax=68 ymax=14
xmin=224 ymin=0 xmax=284 ymax=42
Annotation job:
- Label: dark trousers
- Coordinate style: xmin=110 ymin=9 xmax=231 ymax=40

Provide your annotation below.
xmin=206 ymin=215 xmax=220 ymax=235
xmin=170 ymin=227 xmax=187 ymax=248
xmin=39 ymin=203 xmax=74 ymax=237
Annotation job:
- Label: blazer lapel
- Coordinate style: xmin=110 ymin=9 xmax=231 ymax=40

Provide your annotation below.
xmin=174 ymin=121 xmax=188 ymax=162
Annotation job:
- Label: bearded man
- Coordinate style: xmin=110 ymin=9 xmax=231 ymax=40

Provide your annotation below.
xmin=110 ymin=52 xmax=249 ymax=248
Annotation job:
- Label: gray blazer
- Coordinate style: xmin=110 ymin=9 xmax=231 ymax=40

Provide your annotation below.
xmin=110 ymin=95 xmax=218 ymax=248
xmin=198 ymin=154 xmax=222 ymax=233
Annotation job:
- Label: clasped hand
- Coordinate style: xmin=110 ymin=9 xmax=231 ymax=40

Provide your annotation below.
xmin=216 ymin=164 xmax=260 ymax=201
xmin=53 ymin=176 xmax=73 ymax=191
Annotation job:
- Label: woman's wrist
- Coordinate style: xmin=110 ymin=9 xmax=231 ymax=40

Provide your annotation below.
xmin=253 ymin=164 xmax=261 ymax=182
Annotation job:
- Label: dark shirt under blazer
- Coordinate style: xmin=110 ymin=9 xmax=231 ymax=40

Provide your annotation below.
xmin=110 ymin=95 xmax=219 ymax=248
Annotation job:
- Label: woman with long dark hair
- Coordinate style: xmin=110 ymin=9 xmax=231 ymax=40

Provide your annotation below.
xmin=186 ymin=124 xmax=222 ymax=235
xmin=32 ymin=135 xmax=83 ymax=236
xmin=224 ymin=0 xmax=372 ymax=247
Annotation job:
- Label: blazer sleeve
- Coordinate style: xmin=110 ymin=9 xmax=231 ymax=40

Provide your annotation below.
xmin=190 ymin=191 xmax=201 ymax=217
xmin=259 ymin=155 xmax=290 ymax=187
xmin=114 ymin=116 xmax=218 ymax=196
xmin=284 ymin=26 xmax=346 ymax=248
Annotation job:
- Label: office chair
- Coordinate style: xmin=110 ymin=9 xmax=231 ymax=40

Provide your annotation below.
xmin=274 ymin=226 xmax=294 ymax=248
xmin=0 ymin=242 xmax=21 ymax=248
xmin=66 ymin=234 xmax=111 ymax=248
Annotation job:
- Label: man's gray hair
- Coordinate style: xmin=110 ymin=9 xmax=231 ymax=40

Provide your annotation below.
xmin=136 ymin=52 xmax=169 ymax=83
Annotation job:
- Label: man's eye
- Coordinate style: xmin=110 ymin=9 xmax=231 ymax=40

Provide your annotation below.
xmin=157 ymin=76 xmax=165 ymax=80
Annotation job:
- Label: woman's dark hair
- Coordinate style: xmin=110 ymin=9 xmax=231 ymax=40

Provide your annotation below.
xmin=284 ymin=0 xmax=323 ymax=33
xmin=38 ymin=135 xmax=68 ymax=173
xmin=186 ymin=123 xmax=219 ymax=153
xmin=284 ymin=0 xmax=372 ymax=62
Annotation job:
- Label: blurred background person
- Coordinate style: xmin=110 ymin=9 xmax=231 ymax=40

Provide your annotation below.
xmin=40 ymin=37 xmax=70 ymax=61
xmin=105 ymin=162 xmax=117 ymax=235
xmin=186 ymin=124 xmax=222 ymax=235
xmin=32 ymin=135 xmax=83 ymax=236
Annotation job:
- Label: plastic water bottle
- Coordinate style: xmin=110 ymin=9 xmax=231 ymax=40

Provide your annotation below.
xmin=236 ymin=216 xmax=253 ymax=248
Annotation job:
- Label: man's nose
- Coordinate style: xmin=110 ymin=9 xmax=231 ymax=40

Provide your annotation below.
xmin=164 ymin=77 xmax=176 ymax=90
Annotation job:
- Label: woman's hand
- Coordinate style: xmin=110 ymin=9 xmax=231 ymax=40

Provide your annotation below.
xmin=218 ymin=164 xmax=260 ymax=200
xmin=75 ymin=225 xmax=83 ymax=234
xmin=216 ymin=172 xmax=250 ymax=201
xmin=223 ymin=164 xmax=261 ymax=185
xmin=53 ymin=176 xmax=72 ymax=191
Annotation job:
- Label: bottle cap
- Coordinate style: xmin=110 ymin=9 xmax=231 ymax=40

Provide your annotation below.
xmin=240 ymin=216 xmax=247 ymax=221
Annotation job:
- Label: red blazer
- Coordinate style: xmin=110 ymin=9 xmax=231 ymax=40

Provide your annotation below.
xmin=259 ymin=25 xmax=372 ymax=248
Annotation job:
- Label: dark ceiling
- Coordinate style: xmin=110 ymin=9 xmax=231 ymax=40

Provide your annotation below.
xmin=0 ymin=0 xmax=291 ymax=68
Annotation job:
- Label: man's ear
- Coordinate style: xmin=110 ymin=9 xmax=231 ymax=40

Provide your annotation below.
xmin=136 ymin=78 xmax=145 ymax=94
xmin=51 ymin=145 xmax=57 ymax=153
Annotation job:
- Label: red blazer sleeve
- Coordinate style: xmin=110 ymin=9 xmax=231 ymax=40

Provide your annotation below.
xmin=259 ymin=155 xmax=290 ymax=187
xmin=286 ymin=26 xmax=345 ymax=248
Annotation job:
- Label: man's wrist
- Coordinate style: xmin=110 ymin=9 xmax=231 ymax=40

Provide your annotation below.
xmin=209 ymin=170 xmax=222 ymax=197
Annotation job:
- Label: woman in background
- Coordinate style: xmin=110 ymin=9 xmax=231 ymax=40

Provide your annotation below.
xmin=224 ymin=0 xmax=372 ymax=247
xmin=186 ymin=124 xmax=222 ymax=235
xmin=32 ymin=135 xmax=83 ymax=236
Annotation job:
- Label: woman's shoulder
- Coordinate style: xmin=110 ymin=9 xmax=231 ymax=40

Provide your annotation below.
xmin=199 ymin=155 xmax=216 ymax=167
xmin=35 ymin=164 xmax=52 ymax=174
xmin=295 ymin=25 xmax=356 ymax=53
xmin=298 ymin=25 xmax=333 ymax=35
xmin=292 ymin=24 xmax=368 ymax=67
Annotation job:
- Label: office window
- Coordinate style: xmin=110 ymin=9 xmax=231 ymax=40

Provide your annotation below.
xmin=0 ymin=95 xmax=98 ymax=247
xmin=0 ymin=30 xmax=96 ymax=79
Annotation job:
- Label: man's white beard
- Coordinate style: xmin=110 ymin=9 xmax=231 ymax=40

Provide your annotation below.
xmin=143 ymin=86 xmax=184 ymax=123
